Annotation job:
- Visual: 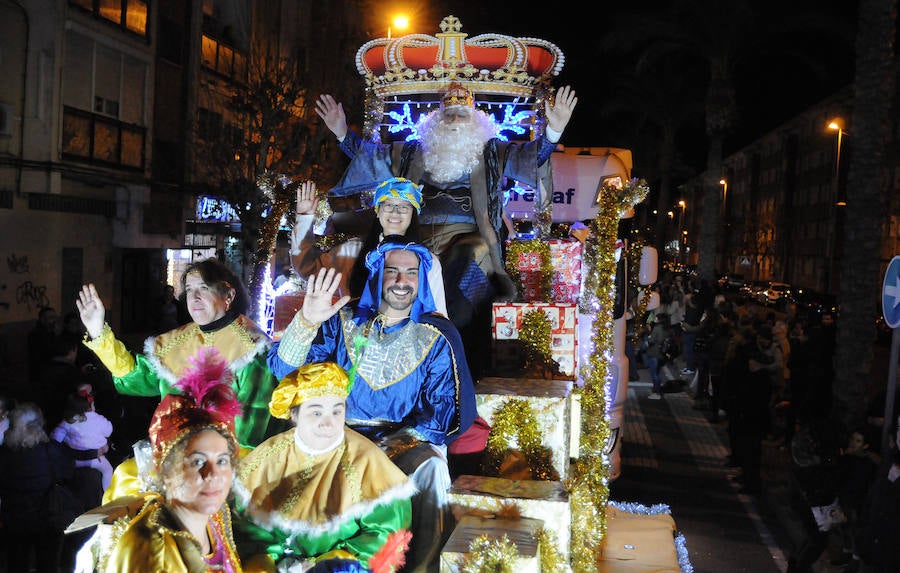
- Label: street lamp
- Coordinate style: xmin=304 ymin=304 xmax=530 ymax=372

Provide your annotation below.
xmin=828 ymin=120 xmax=847 ymax=204
xmin=387 ymin=14 xmax=409 ymax=38
xmin=677 ymin=200 xmax=686 ymax=266
xmin=719 ymin=178 xmax=728 ymax=213
xmin=825 ymin=118 xmax=847 ymax=292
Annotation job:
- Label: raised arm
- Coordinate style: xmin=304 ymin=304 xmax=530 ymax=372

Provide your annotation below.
xmin=315 ymin=94 xmax=348 ymax=140
xmin=545 ymin=85 xmax=578 ymax=136
xmin=76 ymin=284 xmax=106 ymax=340
xmin=301 ymin=267 xmax=351 ymax=325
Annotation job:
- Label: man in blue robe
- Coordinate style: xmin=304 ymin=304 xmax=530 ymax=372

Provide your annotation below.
xmin=268 ymin=237 xmax=476 ymax=572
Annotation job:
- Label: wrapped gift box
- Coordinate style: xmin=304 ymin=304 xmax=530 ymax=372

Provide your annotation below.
xmin=599 ymin=503 xmax=681 ymax=572
xmin=492 ymin=302 xmax=578 ymax=377
xmin=476 ymin=377 xmax=574 ymax=480
xmin=507 ymin=239 xmax=583 ymax=303
xmin=507 ymin=242 xmax=547 ymax=302
xmin=449 ymin=474 xmax=571 ymax=563
xmin=549 ymin=239 xmax=582 ymax=304
xmin=441 ymin=514 xmax=543 ymax=573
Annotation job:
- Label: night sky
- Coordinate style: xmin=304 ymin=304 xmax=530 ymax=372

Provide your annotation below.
xmin=415 ymin=1 xmax=860 ymax=180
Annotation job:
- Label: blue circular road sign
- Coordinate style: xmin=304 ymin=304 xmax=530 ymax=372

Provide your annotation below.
xmin=883 ymin=255 xmax=900 ymax=329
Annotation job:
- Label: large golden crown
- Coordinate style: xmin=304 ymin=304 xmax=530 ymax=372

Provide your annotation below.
xmin=356 ymin=15 xmax=565 ymax=100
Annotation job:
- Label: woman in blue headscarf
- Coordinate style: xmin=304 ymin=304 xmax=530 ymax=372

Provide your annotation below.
xmin=290 ymin=177 xmax=447 ymax=316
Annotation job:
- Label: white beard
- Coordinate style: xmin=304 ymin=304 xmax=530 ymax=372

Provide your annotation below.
xmin=420 ymin=111 xmax=495 ymax=184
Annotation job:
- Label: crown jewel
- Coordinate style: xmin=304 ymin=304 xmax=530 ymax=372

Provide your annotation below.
xmin=441 ymin=82 xmax=475 ymax=108
xmin=356 ymin=15 xmax=565 ymax=100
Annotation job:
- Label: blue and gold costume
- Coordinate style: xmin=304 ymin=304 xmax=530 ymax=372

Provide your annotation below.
xmin=267 ymin=239 xmax=476 ymax=571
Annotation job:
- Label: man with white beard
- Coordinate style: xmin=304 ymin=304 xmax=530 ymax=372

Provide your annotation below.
xmin=316 ymin=83 xmax=577 ymax=375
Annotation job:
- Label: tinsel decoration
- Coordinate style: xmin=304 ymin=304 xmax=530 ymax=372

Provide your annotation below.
xmin=314 ymin=233 xmax=354 ymax=253
xmin=566 ymin=177 xmax=650 ymax=573
xmin=250 ymin=173 xmax=298 ymax=324
xmin=549 ymin=222 xmax=571 ymax=239
xmin=537 ymin=528 xmax=567 ymax=573
xmin=482 ymin=399 xmax=559 ymax=482
xmin=460 ymin=534 xmax=519 ymax=573
xmin=363 ymin=84 xmax=385 ymax=141
xmin=314 ymin=194 xmax=334 ymax=222
xmin=534 ymin=203 xmax=553 ymax=238
xmin=505 ymin=239 xmax=553 ymax=301
xmin=519 ymin=309 xmax=554 ymax=372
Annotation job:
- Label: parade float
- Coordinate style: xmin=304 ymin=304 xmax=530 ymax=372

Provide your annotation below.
xmin=273 ymin=15 xmax=691 ymax=573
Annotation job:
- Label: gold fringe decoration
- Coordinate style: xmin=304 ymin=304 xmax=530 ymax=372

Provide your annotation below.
xmin=461 ymin=534 xmax=520 ymax=573
xmin=537 ymin=528 xmax=567 ymax=573
xmin=505 ymin=239 xmax=553 ymax=301
xmin=519 ymin=309 xmax=554 ymax=371
xmin=567 ymin=177 xmax=649 ymax=572
xmin=482 ymin=399 xmax=560 ymax=482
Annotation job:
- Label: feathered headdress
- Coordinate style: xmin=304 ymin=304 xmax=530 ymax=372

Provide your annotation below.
xmin=148 ymin=347 xmax=242 ymax=465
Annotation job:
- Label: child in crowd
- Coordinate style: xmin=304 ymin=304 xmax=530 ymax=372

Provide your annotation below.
xmin=51 ymin=385 xmax=114 ymax=490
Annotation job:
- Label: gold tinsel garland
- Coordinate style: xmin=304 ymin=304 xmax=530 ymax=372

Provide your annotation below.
xmin=505 ymin=239 xmax=553 ymax=301
xmin=537 ymin=528 xmax=567 ymax=573
xmin=567 ymin=177 xmax=649 ymax=573
xmin=362 ymin=84 xmax=385 ymax=140
xmin=313 ymin=233 xmax=354 ymax=253
xmin=460 ymin=534 xmax=519 ymax=573
xmin=519 ymin=309 xmax=554 ymax=371
xmin=482 ymin=399 xmax=559 ymax=482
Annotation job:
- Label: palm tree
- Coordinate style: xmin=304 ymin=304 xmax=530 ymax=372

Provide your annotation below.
xmin=833 ymin=0 xmax=896 ymax=433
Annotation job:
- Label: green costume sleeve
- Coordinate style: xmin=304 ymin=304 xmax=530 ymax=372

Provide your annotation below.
xmin=335 ymin=497 xmax=412 ymax=567
xmin=113 ymin=354 xmax=174 ymax=397
xmin=231 ymin=353 xmax=287 ymax=448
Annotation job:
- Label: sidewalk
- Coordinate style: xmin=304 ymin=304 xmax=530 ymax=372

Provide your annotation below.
xmin=615 ymin=360 xmax=851 ymax=573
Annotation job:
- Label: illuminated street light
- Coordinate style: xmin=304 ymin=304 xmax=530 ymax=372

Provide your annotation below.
xmin=828 ymin=120 xmax=847 ymax=206
xmin=719 ymin=178 xmax=728 ymax=211
xmin=387 ymin=14 xmax=409 ymax=38
xmin=677 ymin=200 xmax=686 ymax=266
xmin=825 ymin=118 xmax=848 ymax=292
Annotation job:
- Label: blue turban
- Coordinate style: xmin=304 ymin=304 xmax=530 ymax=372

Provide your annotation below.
xmin=355 ymin=237 xmax=436 ymax=324
xmin=373 ymin=177 xmax=423 ymax=213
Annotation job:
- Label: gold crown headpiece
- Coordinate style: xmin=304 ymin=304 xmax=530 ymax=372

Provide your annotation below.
xmin=441 ymin=82 xmax=475 ymax=109
xmin=356 ymin=15 xmax=565 ymax=101
xmin=269 ymin=362 xmax=351 ymax=420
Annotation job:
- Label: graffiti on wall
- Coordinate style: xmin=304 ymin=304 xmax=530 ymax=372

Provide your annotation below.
xmin=16 ymin=281 xmax=50 ymax=312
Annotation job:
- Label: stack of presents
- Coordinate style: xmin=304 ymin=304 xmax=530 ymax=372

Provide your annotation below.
xmin=440 ymin=237 xmax=685 ymax=572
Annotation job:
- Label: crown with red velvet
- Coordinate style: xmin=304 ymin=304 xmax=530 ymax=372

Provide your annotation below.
xmin=356 ymin=15 xmax=565 ymax=100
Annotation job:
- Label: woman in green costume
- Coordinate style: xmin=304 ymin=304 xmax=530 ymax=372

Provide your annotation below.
xmin=77 ymin=258 xmax=284 ymax=451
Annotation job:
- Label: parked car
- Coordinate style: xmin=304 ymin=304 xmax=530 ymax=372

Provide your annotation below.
xmin=762 ymin=282 xmax=792 ymax=306
xmin=739 ymin=280 xmax=768 ymax=302
xmin=718 ymin=273 xmax=746 ymax=291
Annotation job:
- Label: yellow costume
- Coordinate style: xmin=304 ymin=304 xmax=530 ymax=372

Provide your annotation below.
xmin=76 ymin=493 xmax=242 ymax=573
